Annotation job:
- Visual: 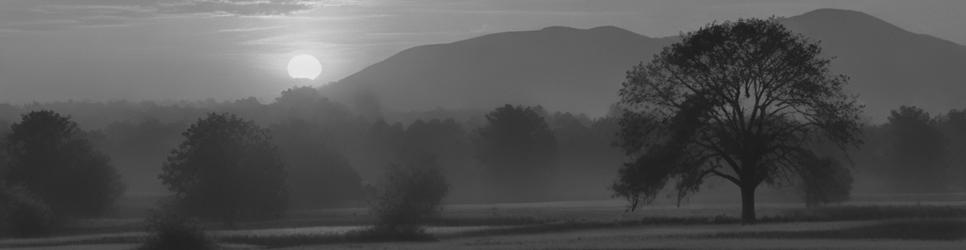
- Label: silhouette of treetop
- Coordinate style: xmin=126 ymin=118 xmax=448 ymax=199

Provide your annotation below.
xmin=613 ymin=18 xmax=862 ymax=223
xmin=160 ymin=112 xmax=287 ymax=224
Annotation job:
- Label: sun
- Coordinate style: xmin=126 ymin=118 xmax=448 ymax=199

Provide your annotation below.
xmin=287 ymin=54 xmax=322 ymax=80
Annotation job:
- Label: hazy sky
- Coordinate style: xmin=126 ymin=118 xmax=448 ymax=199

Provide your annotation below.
xmin=1 ymin=0 xmax=964 ymax=103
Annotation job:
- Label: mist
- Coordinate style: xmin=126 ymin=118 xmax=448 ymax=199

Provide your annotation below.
xmin=3 ymin=2 xmax=966 ymax=249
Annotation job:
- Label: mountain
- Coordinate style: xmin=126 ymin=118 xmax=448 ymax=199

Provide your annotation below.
xmin=782 ymin=9 xmax=966 ymax=121
xmin=330 ymin=9 xmax=966 ymax=122
xmin=329 ymin=26 xmax=672 ymax=117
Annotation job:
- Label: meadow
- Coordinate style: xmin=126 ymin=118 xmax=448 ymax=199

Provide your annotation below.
xmin=2 ymin=195 xmax=966 ymax=249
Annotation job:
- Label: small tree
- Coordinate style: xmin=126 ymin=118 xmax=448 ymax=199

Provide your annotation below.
xmin=139 ymin=208 xmax=215 ymax=250
xmin=2 ymin=110 xmax=123 ymax=218
xmin=160 ymin=113 xmax=287 ymax=225
xmin=476 ymin=105 xmax=557 ymax=201
xmin=884 ymin=106 xmax=948 ymax=192
xmin=369 ymin=155 xmax=448 ymax=237
xmin=613 ymin=18 xmax=862 ymax=223
xmin=797 ymin=154 xmax=852 ymax=207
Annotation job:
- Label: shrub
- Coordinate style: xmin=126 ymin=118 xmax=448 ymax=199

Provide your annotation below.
xmin=2 ymin=110 xmax=124 ymax=217
xmin=798 ymin=156 xmax=852 ymax=207
xmin=0 ymin=186 xmax=56 ymax=238
xmin=368 ymin=155 xmax=449 ymax=239
xmin=139 ymin=210 xmax=216 ymax=250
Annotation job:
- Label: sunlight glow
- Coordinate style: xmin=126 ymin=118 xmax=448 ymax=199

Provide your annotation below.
xmin=287 ymin=54 xmax=322 ymax=80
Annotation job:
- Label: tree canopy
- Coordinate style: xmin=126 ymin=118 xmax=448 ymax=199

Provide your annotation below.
xmin=797 ymin=153 xmax=852 ymax=207
xmin=613 ymin=18 xmax=862 ymax=223
xmin=883 ymin=106 xmax=947 ymax=192
xmin=160 ymin=113 xmax=287 ymax=224
xmin=2 ymin=110 xmax=123 ymax=218
xmin=476 ymin=105 xmax=557 ymax=201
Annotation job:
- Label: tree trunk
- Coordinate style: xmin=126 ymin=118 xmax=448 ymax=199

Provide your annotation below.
xmin=740 ymin=185 xmax=757 ymax=224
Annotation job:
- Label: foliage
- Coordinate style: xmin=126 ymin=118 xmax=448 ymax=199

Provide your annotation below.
xmin=613 ymin=18 xmax=862 ymax=223
xmin=941 ymin=108 xmax=966 ymax=190
xmin=476 ymin=105 xmax=557 ymax=201
xmin=796 ymin=154 xmax=852 ymax=207
xmin=271 ymin=86 xmax=354 ymax=124
xmin=271 ymin=119 xmax=364 ymax=208
xmin=139 ymin=209 xmax=216 ymax=250
xmin=369 ymin=155 xmax=449 ymax=236
xmin=0 ymin=122 xmax=7 ymax=182
xmin=547 ymin=112 xmax=625 ymax=199
xmin=160 ymin=113 xmax=287 ymax=225
xmin=0 ymin=186 xmax=56 ymax=238
xmin=883 ymin=106 xmax=948 ymax=192
xmin=2 ymin=110 xmax=124 ymax=218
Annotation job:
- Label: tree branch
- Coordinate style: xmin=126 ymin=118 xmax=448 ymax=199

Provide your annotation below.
xmin=709 ymin=169 xmax=741 ymax=186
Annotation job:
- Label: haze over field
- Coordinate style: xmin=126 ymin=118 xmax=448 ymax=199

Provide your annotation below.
xmin=3 ymin=1 xmax=966 ymax=249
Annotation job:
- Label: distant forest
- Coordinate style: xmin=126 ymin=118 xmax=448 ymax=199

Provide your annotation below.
xmin=0 ymin=86 xmax=964 ymax=208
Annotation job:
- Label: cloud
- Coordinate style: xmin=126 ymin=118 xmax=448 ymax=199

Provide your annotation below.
xmin=155 ymin=0 xmax=332 ymax=16
xmin=0 ymin=0 xmax=358 ymax=32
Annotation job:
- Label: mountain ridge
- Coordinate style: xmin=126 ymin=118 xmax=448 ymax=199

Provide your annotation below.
xmin=329 ymin=8 xmax=966 ymax=122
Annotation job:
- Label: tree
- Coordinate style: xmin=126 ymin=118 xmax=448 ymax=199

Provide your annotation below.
xmin=0 ymin=120 xmax=8 ymax=182
xmin=160 ymin=113 xmax=287 ymax=225
xmin=271 ymin=86 xmax=353 ymax=124
xmin=476 ymin=105 xmax=557 ymax=201
xmin=883 ymin=106 xmax=947 ymax=192
xmin=401 ymin=119 xmax=476 ymax=201
xmin=369 ymin=155 xmax=448 ymax=236
xmin=547 ymin=112 xmax=624 ymax=200
xmin=797 ymin=154 xmax=852 ymax=207
xmin=613 ymin=18 xmax=862 ymax=223
xmin=2 ymin=110 xmax=124 ymax=217
xmin=941 ymin=109 xmax=966 ymax=190
xmin=271 ymin=119 xmax=364 ymax=208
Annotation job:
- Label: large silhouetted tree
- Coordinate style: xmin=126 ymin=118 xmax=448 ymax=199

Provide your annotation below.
xmin=883 ymin=106 xmax=947 ymax=192
xmin=476 ymin=105 xmax=557 ymax=201
xmin=161 ymin=113 xmax=287 ymax=225
xmin=2 ymin=111 xmax=123 ymax=217
xmin=613 ymin=18 xmax=862 ymax=223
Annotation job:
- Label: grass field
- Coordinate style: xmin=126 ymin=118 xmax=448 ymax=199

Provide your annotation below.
xmin=3 ymin=198 xmax=966 ymax=249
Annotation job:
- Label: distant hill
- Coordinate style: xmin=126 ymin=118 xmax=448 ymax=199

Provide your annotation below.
xmin=782 ymin=9 xmax=966 ymax=121
xmin=329 ymin=9 xmax=966 ymax=122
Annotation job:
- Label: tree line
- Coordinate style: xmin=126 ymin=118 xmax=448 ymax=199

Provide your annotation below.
xmin=3 ymin=18 xmax=966 ymax=233
xmin=0 ymin=96 xmax=622 ymax=236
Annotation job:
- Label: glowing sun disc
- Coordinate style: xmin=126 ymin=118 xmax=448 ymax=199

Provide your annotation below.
xmin=287 ymin=54 xmax=322 ymax=80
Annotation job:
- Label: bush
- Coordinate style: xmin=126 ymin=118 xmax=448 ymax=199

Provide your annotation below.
xmin=140 ymin=210 xmax=216 ymax=250
xmin=0 ymin=186 xmax=56 ymax=238
xmin=798 ymin=156 xmax=852 ymax=207
xmin=368 ymin=155 xmax=449 ymax=238
xmin=2 ymin=110 xmax=124 ymax=217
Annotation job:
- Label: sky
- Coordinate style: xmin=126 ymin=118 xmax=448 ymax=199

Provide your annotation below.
xmin=1 ymin=0 xmax=964 ymax=103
